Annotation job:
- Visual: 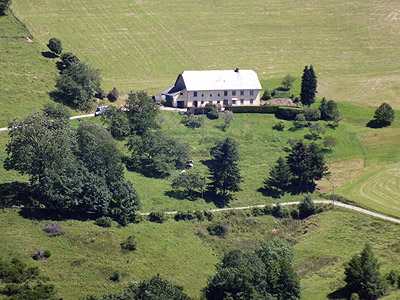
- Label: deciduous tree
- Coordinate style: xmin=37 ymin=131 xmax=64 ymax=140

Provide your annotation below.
xmin=47 ymin=37 xmax=62 ymax=55
xmin=282 ymin=74 xmax=296 ymax=90
xmin=373 ymin=102 xmax=395 ymax=127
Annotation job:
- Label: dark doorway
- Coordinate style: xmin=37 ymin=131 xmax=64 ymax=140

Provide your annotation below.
xmin=193 ymin=101 xmax=198 ymax=108
xmin=223 ymin=99 xmax=229 ymax=106
xmin=177 ymin=101 xmax=185 ymax=108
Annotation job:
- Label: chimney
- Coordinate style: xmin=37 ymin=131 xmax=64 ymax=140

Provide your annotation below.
xmin=234 ymin=67 xmax=239 ymax=72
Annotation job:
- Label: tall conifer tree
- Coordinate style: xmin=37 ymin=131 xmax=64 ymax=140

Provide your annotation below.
xmin=300 ymin=65 xmax=317 ymax=106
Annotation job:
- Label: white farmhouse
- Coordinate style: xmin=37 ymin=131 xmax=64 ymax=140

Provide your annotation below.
xmin=161 ymin=68 xmax=262 ymax=108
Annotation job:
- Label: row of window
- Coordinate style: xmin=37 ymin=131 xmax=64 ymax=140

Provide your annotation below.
xmin=192 ymin=90 xmax=254 ymax=97
xmin=194 ymin=99 xmax=254 ymax=105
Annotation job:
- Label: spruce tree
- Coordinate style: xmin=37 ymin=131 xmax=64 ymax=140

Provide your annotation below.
xmin=319 ymin=98 xmax=328 ymax=120
xmin=373 ymin=102 xmax=395 ymax=127
xmin=208 ymin=138 xmax=242 ymax=206
xmin=300 ymin=65 xmax=317 ymax=106
xmin=264 ymin=157 xmax=292 ymax=195
xmin=345 ymin=244 xmax=387 ymax=300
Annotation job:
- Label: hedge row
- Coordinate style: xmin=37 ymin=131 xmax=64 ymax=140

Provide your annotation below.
xmin=225 ymin=105 xmax=279 ymax=113
xmin=275 ymin=107 xmax=301 ymax=120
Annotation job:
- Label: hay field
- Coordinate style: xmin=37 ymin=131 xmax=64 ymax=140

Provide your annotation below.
xmin=11 ymin=0 xmax=400 ymax=108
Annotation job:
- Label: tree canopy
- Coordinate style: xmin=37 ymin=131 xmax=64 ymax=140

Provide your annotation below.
xmin=372 ymin=102 xmax=395 ymax=127
xmin=0 ymin=0 xmax=11 ymax=15
xmin=47 ymin=37 xmax=62 ymax=55
xmin=54 ymin=60 xmax=101 ymax=111
xmin=4 ymin=108 xmax=140 ymax=223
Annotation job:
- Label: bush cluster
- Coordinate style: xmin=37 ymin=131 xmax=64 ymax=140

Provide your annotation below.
xmin=120 ymin=236 xmax=137 ymax=251
xmin=107 ymin=87 xmax=119 ymax=102
xmin=174 ymin=210 xmax=213 ymax=222
xmin=225 ymin=105 xmax=278 ymax=113
xmin=275 ymin=107 xmax=301 ymax=120
xmin=43 ymin=221 xmax=66 ymax=237
xmin=149 ymin=211 xmax=167 ymax=223
xmin=207 ymin=222 xmax=230 ymax=237
xmin=94 ymin=216 xmax=112 ymax=228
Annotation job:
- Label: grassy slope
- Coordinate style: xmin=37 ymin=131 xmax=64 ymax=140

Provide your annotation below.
xmin=0 ymin=12 xmax=57 ymax=127
xmin=1 ymin=102 xmax=400 ymax=217
xmin=0 ymin=207 xmax=399 ymax=300
xmin=10 ymin=0 xmax=400 ymax=109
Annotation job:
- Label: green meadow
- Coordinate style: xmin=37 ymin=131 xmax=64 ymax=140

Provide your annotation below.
xmin=1 ymin=207 xmax=400 ymax=300
xmin=10 ymin=0 xmax=400 ymax=109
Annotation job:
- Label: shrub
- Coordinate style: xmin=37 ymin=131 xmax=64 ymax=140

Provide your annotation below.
xmin=272 ymin=204 xmax=288 ymax=218
xmin=252 ymin=207 xmax=264 ymax=216
xmin=107 ymin=87 xmax=119 ymax=102
xmin=261 ymin=89 xmax=272 ymax=100
xmin=387 ymin=270 xmax=399 ymax=286
xmin=94 ymin=216 xmax=112 ymax=228
xmin=272 ymin=121 xmax=285 ymax=131
xmin=275 ymin=107 xmax=301 ymax=120
xmin=298 ymin=196 xmax=316 ymax=219
xmin=43 ymin=221 xmax=66 ymax=237
xmin=182 ymin=113 xmax=202 ymax=129
xmin=263 ymin=204 xmax=273 ymax=215
xmin=149 ymin=211 xmax=167 ymax=223
xmin=206 ymin=104 xmax=219 ymax=119
xmin=31 ymin=249 xmax=51 ymax=260
xmin=350 ymin=293 xmax=360 ymax=300
xmin=207 ymin=222 xmax=230 ymax=237
xmin=290 ymin=208 xmax=299 ymax=219
xmin=47 ymin=37 xmax=62 ymax=55
xmin=293 ymin=114 xmax=308 ymax=128
xmin=203 ymin=210 xmax=214 ymax=221
xmin=120 ymin=235 xmax=137 ymax=251
xmin=225 ymin=105 xmax=278 ymax=113
xmin=301 ymin=107 xmax=321 ymax=121
xmin=110 ymin=270 xmax=121 ymax=282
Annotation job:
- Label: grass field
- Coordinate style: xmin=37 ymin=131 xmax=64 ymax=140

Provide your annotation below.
xmin=0 ymin=207 xmax=399 ymax=300
xmin=10 ymin=0 xmax=400 ymax=109
xmin=0 ymin=12 xmax=57 ymax=127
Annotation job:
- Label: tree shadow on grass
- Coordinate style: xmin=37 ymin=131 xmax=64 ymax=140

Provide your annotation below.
xmin=328 ymin=286 xmax=349 ymax=299
xmin=19 ymin=207 xmax=98 ymax=222
xmin=366 ymin=119 xmax=390 ymax=128
xmin=165 ymin=190 xmax=204 ymax=202
xmin=257 ymin=186 xmax=282 ymax=199
xmin=0 ymin=182 xmax=34 ymax=207
xmin=200 ymin=159 xmax=214 ymax=169
xmin=41 ymin=51 xmax=58 ymax=59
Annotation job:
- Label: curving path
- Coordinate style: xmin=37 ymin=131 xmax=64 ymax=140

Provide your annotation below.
xmin=139 ymin=200 xmax=400 ymax=225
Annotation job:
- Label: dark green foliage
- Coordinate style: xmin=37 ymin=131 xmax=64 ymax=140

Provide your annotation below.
xmin=55 ymin=61 xmax=101 ymax=111
xmin=319 ymin=98 xmax=328 ymax=120
xmin=31 ymin=249 xmax=51 ymax=260
xmin=171 ymin=172 xmax=205 ymax=198
xmin=293 ymin=114 xmax=308 ymax=128
xmin=127 ymin=131 xmax=190 ymax=178
xmin=43 ymin=221 xmax=66 ymax=237
xmin=272 ymin=204 xmax=288 ymax=218
xmin=301 ymin=107 xmax=321 ymax=121
xmin=208 ymin=138 xmax=242 ymax=206
xmin=83 ymin=275 xmax=191 ymax=300
xmin=47 ymin=37 xmax=62 ymax=55
xmin=120 ymin=235 xmax=137 ymax=251
xmin=307 ymin=122 xmax=325 ymax=140
xmin=205 ymin=240 xmax=300 ymax=300
xmin=206 ymin=104 xmax=219 ymax=119
xmin=386 ymin=270 xmax=399 ymax=287
xmin=187 ymin=107 xmax=212 ymax=115
xmin=0 ymin=258 xmax=39 ymax=284
xmin=59 ymin=52 xmax=80 ymax=70
xmin=95 ymin=216 xmax=112 ymax=228
xmin=174 ymin=210 xmax=205 ymax=221
xmin=264 ymin=157 xmax=292 ymax=196
xmin=125 ymin=91 xmax=159 ymax=136
xmin=261 ymin=89 xmax=272 ymax=100
xmin=207 ymin=222 xmax=230 ymax=237
xmin=4 ymin=112 xmax=140 ymax=223
xmin=275 ymin=107 xmax=300 ymax=120
xmin=225 ymin=105 xmax=278 ymax=113
xmin=110 ymin=270 xmax=121 ymax=282
xmin=372 ymin=102 xmax=395 ymax=127
xmin=102 ymin=106 xmax=131 ymax=140
xmin=300 ymin=65 xmax=317 ymax=106
xmin=107 ymin=87 xmax=119 ymax=102
xmin=251 ymin=207 xmax=264 ymax=216
xmin=298 ymin=196 xmax=316 ymax=219
xmin=344 ymin=244 xmax=387 ymax=300
xmin=320 ymin=99 xmax=342 ymax=127
xmin=282 ymin=74 xmax=296 ymax=90
xmin=149 ymin=211 xmax=167 ymax=223
xmin=272 ymin=121 xmax=285 ymax=131
xmin=287 ymin=141 xmax=328 ymax=192
xmin=0 ymin=0 xmax=11 ymax=15
xmin=42 ymin=102 xmax=71 ymax=123
xmin=182 ymin=113 xmax=202 ymax=129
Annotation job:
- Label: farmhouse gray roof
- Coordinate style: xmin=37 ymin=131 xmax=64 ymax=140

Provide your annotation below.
xmin=180 ymin=70 xmax=262 ymax=91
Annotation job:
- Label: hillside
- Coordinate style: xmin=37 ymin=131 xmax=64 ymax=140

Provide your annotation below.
xmin=1 ymin=207 xmax=399 ymax=300
xmin=11 ymin=0 xmax=400 ymax=109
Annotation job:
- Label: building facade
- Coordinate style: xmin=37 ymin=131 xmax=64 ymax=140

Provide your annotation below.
xmin=162 ymin=69 xmax=262 ymax=108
